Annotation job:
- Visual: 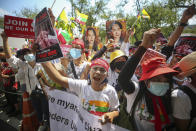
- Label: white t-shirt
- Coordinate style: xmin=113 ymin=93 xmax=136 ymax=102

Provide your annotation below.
xmin=125 ymin=82 xmax=173 ymax=131
xmin=66 ymin=61 xmax=88 ymax=79
xmin=172 ymin=82 xmax=196 ymax=129
xmin=68 ymin=78 xmax=119 ymax=116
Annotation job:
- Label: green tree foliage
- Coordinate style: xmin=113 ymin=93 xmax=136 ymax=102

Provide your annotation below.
xmin=128 ymin=2 xmax=180 ymax=43
xmin=14 ymin=7 xmax=40 ymax=19
xmin=0 ymin=17 xmax=4 ymax=29
xmin=167 ymin=0 xmax=193 ymax=9
xmin=68 ymin=0 xmax=109 ymax=26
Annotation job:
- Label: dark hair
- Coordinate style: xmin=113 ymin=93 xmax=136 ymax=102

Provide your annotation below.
xmin=85 ymin=28 xmax=98 ymax=51
xmin=0 ymin=58 xmax=6 ymax=62
xmin=21 ymin=48 xmax=31 ymax=55
xmin=108 ymin=21 xmax=124 ymax=43
xmin=134 ymin=41 xmax=142 ymax=47
xmin=16 ymin=49 xmax=23 ymax=58
xmin=141 ymin=73 xmax=173 ymax=115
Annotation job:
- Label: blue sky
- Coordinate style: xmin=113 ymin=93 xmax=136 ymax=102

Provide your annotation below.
xmin=0 ymin=0 xmax=195 ymax=25
xmin=0 ymin=0 xmax=135 ymax=18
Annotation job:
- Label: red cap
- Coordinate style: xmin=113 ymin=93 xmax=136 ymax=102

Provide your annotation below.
xmin=90 ymin=58 xmax=109 ymax=72
xmin=139 ymin=57 xmax=178 ymax=81
xmin=72 ymin=38 xmax=84 ymax=49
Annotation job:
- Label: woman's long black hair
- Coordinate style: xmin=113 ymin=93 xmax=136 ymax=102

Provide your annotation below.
xmin=140 ymin=73 xmax=173 ymax=115
xmin=85 ymin=28 xmax=98 ymax=51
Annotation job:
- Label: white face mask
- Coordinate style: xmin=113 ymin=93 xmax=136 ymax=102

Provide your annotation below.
xmin=24 ymin=54 xmax=35 ymax=62
xmin=148 ymin=82 xmax=169 ymax=96
xmin=173 ymin=76 xmax=187 ymax=82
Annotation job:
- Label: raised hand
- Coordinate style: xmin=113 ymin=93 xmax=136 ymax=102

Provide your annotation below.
xmin=1 ymin=31 xmax=8 ymax=42
xmin=141 ymin=28 xmax=161 ymax=49
xmin=181 ymin=4 xmax=195 ymax=23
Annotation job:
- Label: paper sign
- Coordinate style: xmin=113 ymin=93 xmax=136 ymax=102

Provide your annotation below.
xmin=4 ymin=15 xmax=35 ymax=38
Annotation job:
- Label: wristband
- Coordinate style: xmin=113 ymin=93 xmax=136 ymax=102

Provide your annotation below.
xmin=179 ymin=22 xmax=188 ymax=27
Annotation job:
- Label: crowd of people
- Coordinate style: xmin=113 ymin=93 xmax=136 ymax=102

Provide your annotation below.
xmin=0 ymin=4 xmax=196 ymax=131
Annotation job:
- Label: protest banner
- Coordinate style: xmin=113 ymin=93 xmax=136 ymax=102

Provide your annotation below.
xmin=34 ymin=7 xmax=63 ymax=62
xmin=135 ymin=48 xmax=166 ymax=78
xmin=4 ymin=15 xmax=35 ymax=39
xmin=45 ymin=87 xmax=130 ymax=131
xmin=173 ymin=34 xmax=196 ymax=58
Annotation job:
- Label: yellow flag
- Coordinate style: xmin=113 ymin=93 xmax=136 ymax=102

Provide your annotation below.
xmin=75 ymin=10 xmax=88 ymax=25
xmin=57 ymin=9 xmax=68 ymax=25
xmin=141 ymin=9 xmax=150 ymax=19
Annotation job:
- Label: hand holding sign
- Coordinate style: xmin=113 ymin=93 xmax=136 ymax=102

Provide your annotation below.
xmin=1 ymin=31 xmax=8 ymax=42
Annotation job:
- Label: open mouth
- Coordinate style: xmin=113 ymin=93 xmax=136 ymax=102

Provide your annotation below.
xmin=93 ymin=76 xmax=101 ymax=81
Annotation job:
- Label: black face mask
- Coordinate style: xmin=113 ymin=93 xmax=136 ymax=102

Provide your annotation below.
xmin=115 ymin=61 xmax=126 ymax=70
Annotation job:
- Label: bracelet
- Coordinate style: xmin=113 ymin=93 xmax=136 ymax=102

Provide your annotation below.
xmin=179 ymin=22 xmax=188 ymax=27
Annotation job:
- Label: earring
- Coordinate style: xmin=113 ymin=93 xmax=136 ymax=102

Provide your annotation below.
xmin=188 ymin=77 xmax=192 ymax=83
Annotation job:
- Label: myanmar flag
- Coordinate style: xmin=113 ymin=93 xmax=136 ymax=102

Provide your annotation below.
xmin=56 ymin=28 xmax=71 ymax=44
xmin=57 ymin=9 xmax=68 ymax=25
xmin=75 ymin=10 xmax=88 ymax=25
xmin=137 ymin=9 xmax=150 ymax=20
xmin=87 ymin=100 xmax=109 ymax=116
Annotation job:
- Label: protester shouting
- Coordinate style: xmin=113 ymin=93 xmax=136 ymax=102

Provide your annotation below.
xmin=118 ymin=28 xmax=178 ymax=131
xmin=41 ymin=58 xmax=119 ymax=124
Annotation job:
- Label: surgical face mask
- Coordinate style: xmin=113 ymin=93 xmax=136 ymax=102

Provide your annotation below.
xmin=115 ymin=61 xmax=126 ymax=70
xmin=173 ymin=76 xmax=187 ymax=82
xmin=70 ymin=48 xmax=82 ymax=59
xmin=24 ymin=54 xmax=35 ymax=62
xmin=148 ymin=82 xmax=169 ymax=96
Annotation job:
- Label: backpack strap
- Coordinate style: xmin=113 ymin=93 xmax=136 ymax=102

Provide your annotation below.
xmin=70 ymin=60 xmax=78 ymax=79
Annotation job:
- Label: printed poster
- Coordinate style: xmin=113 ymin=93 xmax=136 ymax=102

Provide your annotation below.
xmin=34 ymin=7 xmax=63 ymax=62
xmin=173 ymin=34 xmax=196 ymax=58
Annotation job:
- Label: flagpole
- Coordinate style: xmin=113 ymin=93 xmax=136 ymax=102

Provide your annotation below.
xmin=51 ymin=0 xmax=56 ymax=9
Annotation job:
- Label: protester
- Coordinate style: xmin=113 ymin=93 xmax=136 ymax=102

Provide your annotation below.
xmin=118 ymin=28 xmax=179 ymax=131
xmin=1 ymin=32 xmax=50 ymax=130
xmin=41 ymin=58 xmax=119 ymax=124
xmin=161 ymin=4 xmax=195 ymax=63
xmin=172 ymin=51 xmax=196 ymax=131
xmin=0 ymin=59 xmax=19 ymax=116
xmin=60 ymin=38 xmax=90 ymax=80
xmin=15 ymin=49 xmax=30 ymax=92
